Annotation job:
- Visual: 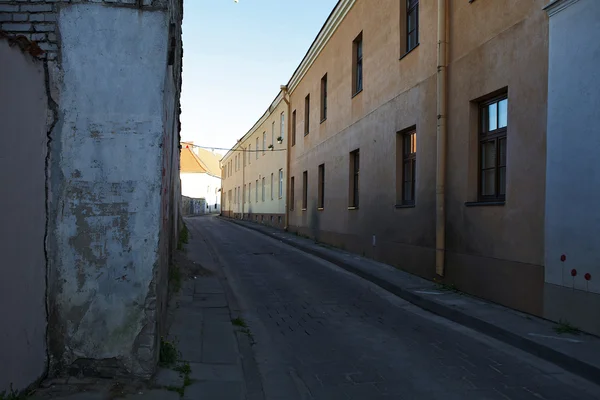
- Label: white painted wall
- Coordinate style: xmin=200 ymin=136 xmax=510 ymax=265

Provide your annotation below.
xmin=181 ymin=172 xmax=221 ymax=212
xmin=545 ymin=0 xmax=600 ymax=295
xmin=49 ymin=4 xmax=169 ymax=376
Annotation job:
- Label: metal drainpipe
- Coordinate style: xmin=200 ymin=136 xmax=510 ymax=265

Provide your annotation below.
xmin=242 ymin=146 xmax=245 ymax=218
xmin=281 ymin=85 xmax=291 ymax=231
xmin=435 ymin=0 xmax=448 ymax=277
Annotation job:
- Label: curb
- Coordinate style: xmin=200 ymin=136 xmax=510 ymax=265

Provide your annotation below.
xmin=221 ymin=217 xmax=600 ymax=386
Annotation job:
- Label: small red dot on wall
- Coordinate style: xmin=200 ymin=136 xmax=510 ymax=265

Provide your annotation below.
xmin=585 ymin=273 xmax=592 ymax=281
xmin=561 ymin=254 xmax=567 ymax=262
xmin=571 ymin=269 xmax=577 ymax=277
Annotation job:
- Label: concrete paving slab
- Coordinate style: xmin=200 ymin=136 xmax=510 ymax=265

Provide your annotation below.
xmin=154 ymin=368 xmax=184 ymax=387
xmin=192 ymin=293 xmax=228 ymax=308
xmin=201 ymin=323 xmax=239 ymax=364
xmin=189 ymin=363 xmax=243 ymax=382
xmin=195 ymin=277 xmax=223 ymax=294
xmin=183 ymin=381 xmax=243 ymax=400
xmin=121 ymin=389 xmax=181 ymax=399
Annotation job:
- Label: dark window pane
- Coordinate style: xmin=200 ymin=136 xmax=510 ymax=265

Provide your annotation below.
xmin=481 ymin=141 xmax=496 ymax=169
xmin=499 ymin=137 xmax=507 ymax=166
xmin=482 ymin=169 xmax=496 ymax=196
xmin=498 ymin=99 xmax=508 ymax=128
xmin=488 ymin=102 xmax=498 ymax=131
xmin=499 ymin=167 xmax=506 ymax=196
xmin=404 ymin=179 xmax=412 ymax=201
xmin=403 ymin=160 xmax=413 ymax=182
xmin=408 ymin=11 xmax=417 ymax=32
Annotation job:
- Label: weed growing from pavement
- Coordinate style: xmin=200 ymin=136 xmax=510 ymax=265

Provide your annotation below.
xmin=433 ymin=277 xmax=461 ymax=294
xmin=159 ymin=337 xmax=179 ymax=367
xmin=554 ymin=320 xmax=580 ymax=335
xmin=177 ymin=223 xmax=189 ymax=251
xmin=0 ymin=385 xmax=23 ymax=400
xmin=166 ymin=361 xmax=193 ymax=397
xmin=169 ymin=263 xmax=182 ymax=294
xmin=232 ymin=317 xmax=255 ymax=345
xmin=231 ymin=317 xmax=248 ymax=328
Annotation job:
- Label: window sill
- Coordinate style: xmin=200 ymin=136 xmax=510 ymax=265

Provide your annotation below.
xmin=348 ymin=206 xmax=359 ymax=210
xmin=352 ymin=89 xmax=363 ymax=99
xmin=317 ymin=207 xmax=324 ymax=211
xmin=464 ymin=201 xmax=505 ymax=207
xmin=320 ymin=117 xmax=327 ymax=124
xmin=395 ymin=204 xmax=415 ymax=209
xmin=400 ymin=43 xmax=419 ymax=61
xmin=302 ymin=208 xmax=307 ymax=211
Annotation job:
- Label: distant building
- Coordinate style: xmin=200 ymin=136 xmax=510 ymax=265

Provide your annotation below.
xmin=181 ymin=142 xmax=222 ymax=213
xmin=220 ymin=92 xmax=288 ymax=228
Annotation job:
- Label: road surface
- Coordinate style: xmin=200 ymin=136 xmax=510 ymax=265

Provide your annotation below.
xmin=186 ymin=216 xmax=600 ymax=400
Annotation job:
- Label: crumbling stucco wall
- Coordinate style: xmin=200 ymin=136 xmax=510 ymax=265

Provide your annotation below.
xmin=0 ymin=40 xmax=48 ymax=393
xmin=46 ymin=3 xmax=172 ymax=377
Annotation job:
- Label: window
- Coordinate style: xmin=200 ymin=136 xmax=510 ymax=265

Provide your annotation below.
xmin=349 ymin=149 xmax=360 ymax=208
xmin=271 ymin=173 xmax=274 ymax=200
xmin=238 ymin=186 xmax=241 ymax=204
xmin=249 ymin=183 xmax=251 ymax=203
xmin=244 ymin=184 xmax=246 ymax=203
xmin=263 ymin=132 xmax=266 ymax=155
xmin=292 ymin=110 xmax=297 ymax=146
xmin=304 ymin=94 xmax=310 ymax=136
xmin=302 ymin=171 xmax=308 ymax=210
xmin=256 ymin=138 xmax=259 ymax=159
xmin=234 ymin=156 xmax=237 ymax=171
xmin=234 ymin=187 xmax=237 ymax=204
xmin=479 ymin=96 xmax=507 ymax=201
xmin=402 ymin=130 xmax=417 ymax=205
xmin=280 ymin=112 xmax=285 ymax=140
xmin=271 ymin=121 xmax=275 ymax=148
xmin=320 ymin=74 xmax=328 ymax=122
xmin=290 ymin=177 xmax=295 ymax=210
xmin=352 ymin=32 xmax=363 ymax=95
xmin=406 ymin=0 xmax=419 ymax=53
xmin=318 ymin=164 xmax=325 ymax=209
xmin=255 ymin=179 xmax=258 ymax=202
xmin=262 ymin=177 xmax=265 ymax=202
xmin=279 ymin=169 xmax=283 ymax=198
xmin=249 ymin=145 xmax=251 ymax=164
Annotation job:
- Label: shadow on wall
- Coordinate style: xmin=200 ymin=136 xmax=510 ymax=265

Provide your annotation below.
xmin=0 ymin=40 xmax=48 ymax=393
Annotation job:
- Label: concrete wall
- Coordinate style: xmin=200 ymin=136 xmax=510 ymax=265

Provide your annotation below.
xmin=544 ymin=0 xmax=600 ymax=335
xmin=0 ymin=40 xmax=48 ymax=393
xmin=46 ymin=3 xmax=174 ymax=377
xmin=285 ymin=0 xmax=549 ymax=316
xmin=221 ymin=94 xmax=287 ymax=220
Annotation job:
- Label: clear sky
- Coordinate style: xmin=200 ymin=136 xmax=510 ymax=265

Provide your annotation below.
xmin=180 ymin=0 xmax=339 ymax=155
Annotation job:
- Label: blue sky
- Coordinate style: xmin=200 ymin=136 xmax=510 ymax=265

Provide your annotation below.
xmin=180 ymin=0 xmax=339 ymax=153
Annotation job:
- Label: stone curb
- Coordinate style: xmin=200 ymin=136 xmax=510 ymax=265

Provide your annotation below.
xmin=220 ymin=216 xmax=600 ymax=386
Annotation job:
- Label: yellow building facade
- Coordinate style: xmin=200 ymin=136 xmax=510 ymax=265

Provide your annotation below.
xmin=223 ymin=0 xmax=555 ymax=324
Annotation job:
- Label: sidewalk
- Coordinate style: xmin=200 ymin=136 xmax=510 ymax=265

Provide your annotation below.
xmin=29 ymin=239 xmax=261 ymax=399
xmin=223 ymin=217 xmax=600 ymax=386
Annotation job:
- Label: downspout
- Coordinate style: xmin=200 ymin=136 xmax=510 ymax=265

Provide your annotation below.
xmin=242 ymin=146 xmax=245 ymax=218
xmin=281 ymin=85 xmax=291 ymax=231
xmin=435 ymin=0 xmax=448 ymax=277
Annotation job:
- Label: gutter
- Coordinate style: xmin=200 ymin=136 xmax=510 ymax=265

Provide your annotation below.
xmin=435 ymin=0 xmax=448 ymax=277
xmin=281 ymin=85 xmax=291 ymax=231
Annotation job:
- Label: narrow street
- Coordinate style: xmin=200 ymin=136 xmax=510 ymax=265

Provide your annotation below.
xmin=186 ymin=216 xmax=600 ymax=400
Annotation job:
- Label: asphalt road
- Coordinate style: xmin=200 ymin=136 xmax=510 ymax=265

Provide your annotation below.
xmin=186 ymin=216 xmax=600 ymax=400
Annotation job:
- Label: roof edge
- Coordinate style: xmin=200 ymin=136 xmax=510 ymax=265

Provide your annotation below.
xmin=222 ymin=90 xmax=284 ymax=161
xmin=287 ymin=0 xmax=355 ymax=94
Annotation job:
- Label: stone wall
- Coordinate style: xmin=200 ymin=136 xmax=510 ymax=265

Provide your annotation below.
xmin=0 ymin=0 xmax=183 ymax=388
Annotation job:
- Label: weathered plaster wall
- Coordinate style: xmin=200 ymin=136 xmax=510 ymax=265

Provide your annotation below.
xmin=0 ymin=40 xmax=48 ymax=393
xmin=544 ymin=0 xmax=600 ymax=336
xmin=47 ymin=3 xmax=170 ymax=377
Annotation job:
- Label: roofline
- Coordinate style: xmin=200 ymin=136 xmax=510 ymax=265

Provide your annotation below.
xmin=221 ymin=90 xmax=284 ymax=162
xmin=286 ymin=0 xmax=355 ymax=94
xmin=221 ymin=0 xmax=355 ymax=163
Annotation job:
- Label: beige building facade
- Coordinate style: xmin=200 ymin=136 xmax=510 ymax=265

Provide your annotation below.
xmin=221 ymin=0 xmax=599 ymax=334
xmin=221 ymin=92 xmax=288 ymax=228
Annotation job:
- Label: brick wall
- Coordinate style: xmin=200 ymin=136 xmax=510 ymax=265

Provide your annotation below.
xmin=0 ymin=0 xmax=171 ymax=60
